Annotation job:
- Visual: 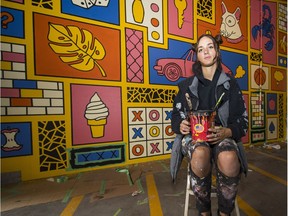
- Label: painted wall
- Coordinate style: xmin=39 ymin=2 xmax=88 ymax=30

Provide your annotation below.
xmin=1 ymin=0 xmax=287 ymax=181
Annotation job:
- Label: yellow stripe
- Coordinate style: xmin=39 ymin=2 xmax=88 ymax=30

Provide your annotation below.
xmin=60 ymin=195 xmax=84 ymax=216
xmin=248 ymin=164 xmax=287 ymax=186
xmin=254 ymin=150 xmax=287 ymax=162
xmin=237 ymin=196 xmax=261 ymax=216
xmin=146 ymin=173 xmax=163 ymax=216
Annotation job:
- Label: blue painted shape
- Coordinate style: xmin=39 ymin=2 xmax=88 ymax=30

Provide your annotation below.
xmin=165 ymin=110 xmax=172 ymax=121
xmin=1 ymin=122 xmax=32 ymax=158
xmin=70 ymin=144 xmax=125 ymax=169
xmin=268 ymin=121 xmax=275 ymax=134
xmin=13 ymin=80 xmax=37 ymax=89
xmin=132 ymin=127 xmax=144 ymax=139
xmin=166 ymin=141 xmax=173 ymax=151
xmin=77 ymin=149 xmax=120 ymax=163
xmin=1 ymin=7 xmax=24 ymax=38
xmin=221 ymin=51 xmax=248 ymax=91
xmin=61 ymin=0 xmax=119 ymax=25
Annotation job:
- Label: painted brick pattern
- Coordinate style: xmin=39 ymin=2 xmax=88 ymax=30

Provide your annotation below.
xmin=279 ymin=3 xmax=287 ymax=31
xmin=0 ymin=42 xmax=64 ymax=116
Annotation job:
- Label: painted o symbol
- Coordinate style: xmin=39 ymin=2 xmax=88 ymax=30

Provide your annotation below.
xmin=132 ymin=144 xmax=144 ymax=156
xmin=149 ymin=126 xmax=160 ymax=137
xmin=149 ymin=110 xmax=160 ymax=121
xmin=165 ymin=125 xmax=174 ymax=136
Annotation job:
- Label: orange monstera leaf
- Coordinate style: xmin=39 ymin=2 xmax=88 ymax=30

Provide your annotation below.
xmin=48 ymin=23 xmax=106 ymax=77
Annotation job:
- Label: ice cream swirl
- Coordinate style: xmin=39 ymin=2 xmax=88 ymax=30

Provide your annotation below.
xmin=85 ymin=93 xmax=109 ymax=120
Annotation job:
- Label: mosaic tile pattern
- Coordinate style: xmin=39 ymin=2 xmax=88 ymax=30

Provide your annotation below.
xmin=197 ymin=0 xmax=213 ymax=20
xmin=38 ymin=121 xmax=66 ymax=172
xmin=278 ymin=94 xmax=284 ymax=138
xmin=250 ymin=51 xmax=262 ymax=62
xmin=32 ymin=0 xmax=53 ymax=9
xmin=127 ymin=87 xmax=177 ymax=103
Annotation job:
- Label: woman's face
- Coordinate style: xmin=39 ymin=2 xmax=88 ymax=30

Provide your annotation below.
xmin=196 ymin=36 xmax=218 ymax=67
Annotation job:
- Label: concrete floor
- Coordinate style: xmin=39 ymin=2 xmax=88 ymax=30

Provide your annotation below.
xmin=1 ymin=142 xmax=287 ymax=216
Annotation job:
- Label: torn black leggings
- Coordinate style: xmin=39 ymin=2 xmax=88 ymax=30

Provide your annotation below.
xmin=185 ymin=139 xmax=241 ymax=214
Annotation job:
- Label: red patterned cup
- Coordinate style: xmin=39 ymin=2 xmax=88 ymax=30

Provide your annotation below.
xmin=190 ymin=110 xmax=216 ymax=142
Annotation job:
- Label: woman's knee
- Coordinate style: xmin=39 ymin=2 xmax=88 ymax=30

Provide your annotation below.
xmin=217 ymin=151 xmax=240 ymax=177
xmin=190 ymin=146 xmax=211 ymax=177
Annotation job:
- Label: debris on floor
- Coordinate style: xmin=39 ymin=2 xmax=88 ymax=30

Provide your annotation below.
xmin=263 ymin=143 xmax=281 ymax=150
xmin=131 ymin=190 xmax=142 ymax=196
xmin=46 ymin=176 xmax=68 ymax=183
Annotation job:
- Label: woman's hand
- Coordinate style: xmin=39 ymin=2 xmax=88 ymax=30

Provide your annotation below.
xmin=180 ymin=119 xmax=191 ymax=135
xmin=207 ymin=126 xmax=232 ymax=145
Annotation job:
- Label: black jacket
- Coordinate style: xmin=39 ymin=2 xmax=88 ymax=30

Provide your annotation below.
xmin=171 ymin=71 xmax=248 ymax=142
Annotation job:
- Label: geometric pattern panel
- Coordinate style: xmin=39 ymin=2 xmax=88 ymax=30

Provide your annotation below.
xmin=241 ymin=94 xmax=249 ymax=144
xmin=126 ymin=28 xmax=143 ymax=83
xmin=278 ymin=3 xmax=287 ymax=32
xmin=251 ymin=91 xmax=265 ymax=129
xmin=128 ymin=107 xmax=175 ymax=159
xmin=197 ymin=0 xmax=213 ymax=20
xmin=127 ymin=87 xmax=177 ymax=103
xmin=38 ymin=121 xmax=67 ymax=172
xmin=251 ymin=130 xmax=265 ymax=143
xmin=69 ymin=144 xmax=125 ymax=169
xmin=250 ymin=51 xmax=262 ymax=62
xmin=32 ymin=0 xmax=53 ymax=9
xmin=278 ymin=94 xmax=284 ymax=139
xmin=1 ymin=42 xmax=64 ymax=116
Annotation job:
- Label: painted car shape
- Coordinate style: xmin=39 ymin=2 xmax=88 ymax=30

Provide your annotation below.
xmin=153 ymin=49 xmax=232 ymax=81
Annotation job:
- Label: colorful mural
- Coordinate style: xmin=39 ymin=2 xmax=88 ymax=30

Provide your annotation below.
xmin=1 ymin=0 xmax=287 ymax=181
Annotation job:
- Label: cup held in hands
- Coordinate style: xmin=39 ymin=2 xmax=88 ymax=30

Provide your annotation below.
xmin=190 ymin=110 xmax=216 ymax=142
